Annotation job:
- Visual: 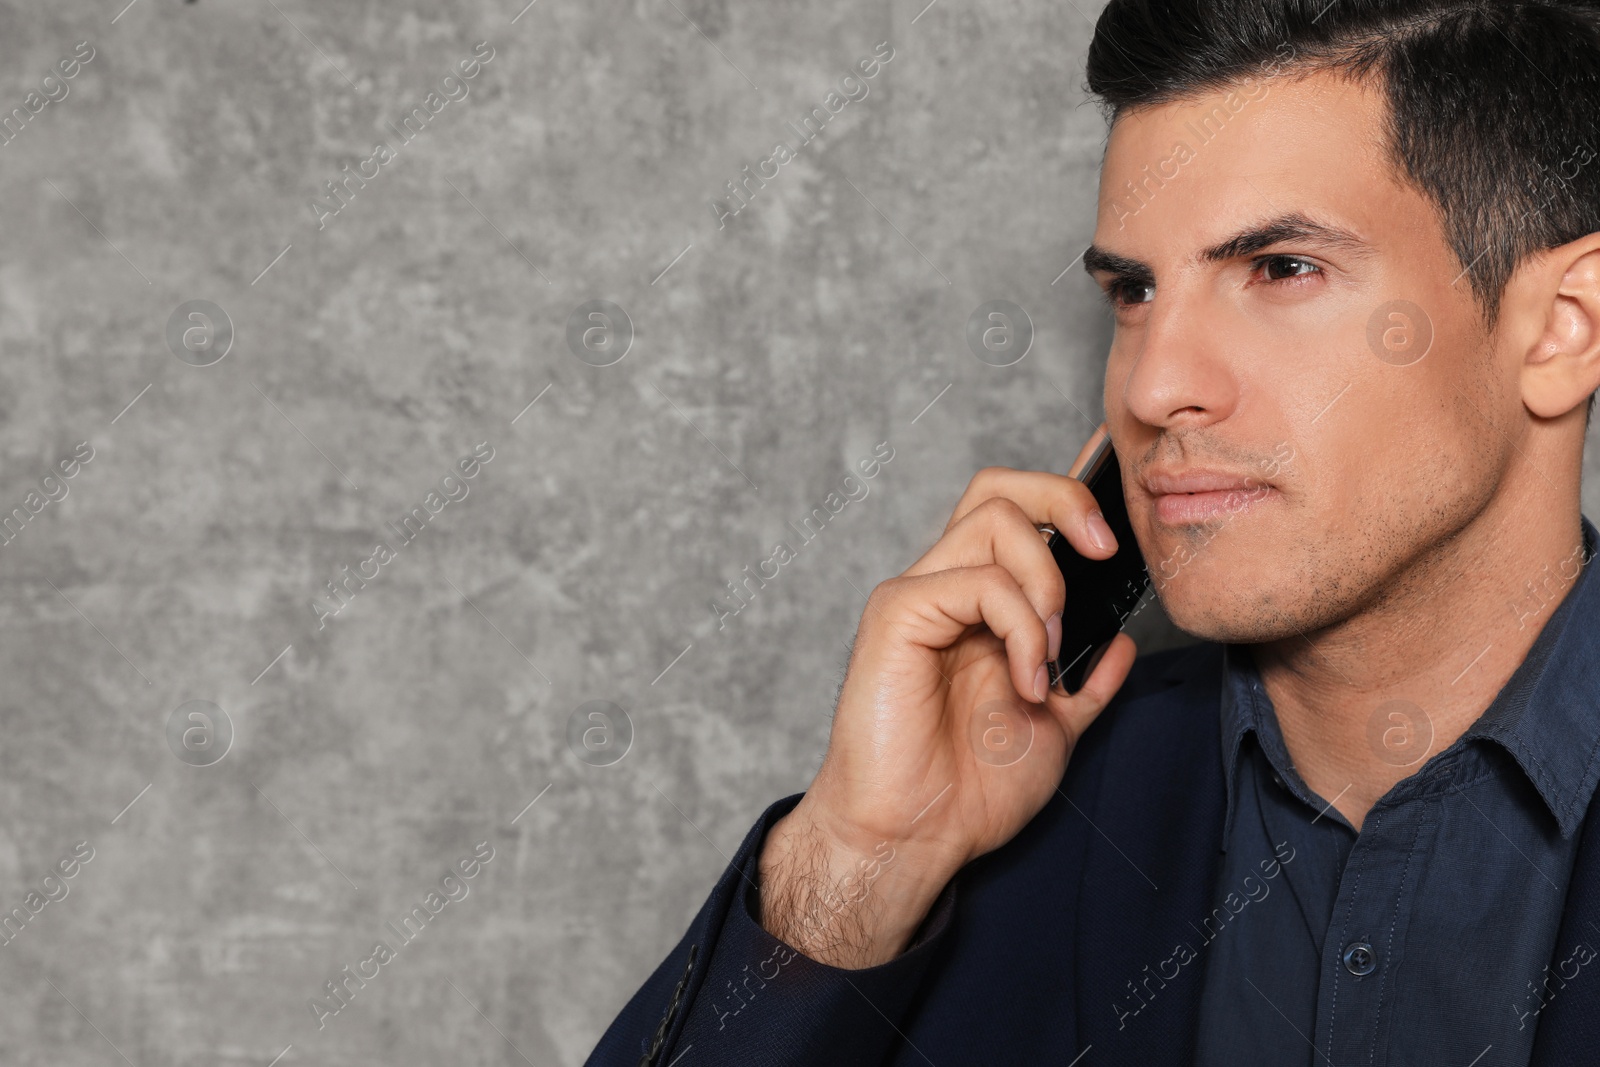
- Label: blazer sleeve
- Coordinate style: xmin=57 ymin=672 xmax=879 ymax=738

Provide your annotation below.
xmin=584 ymin=790 xmax=959 ymax=1067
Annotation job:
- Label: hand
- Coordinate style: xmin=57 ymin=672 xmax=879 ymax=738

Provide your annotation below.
xmin=758 ymin=424 xmax=1139 ymax=967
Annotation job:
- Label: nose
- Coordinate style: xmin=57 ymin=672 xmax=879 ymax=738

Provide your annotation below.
xmin=1111 ymin=285 xmax=1241 ymax=434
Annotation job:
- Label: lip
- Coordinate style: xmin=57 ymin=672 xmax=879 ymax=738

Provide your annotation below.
xmin=1141 ymin=467 xmax=1277 ymax=526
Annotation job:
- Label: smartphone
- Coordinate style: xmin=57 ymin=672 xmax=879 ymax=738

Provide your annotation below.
xmin=1042 ymin=435 xmax=1152 ymax=695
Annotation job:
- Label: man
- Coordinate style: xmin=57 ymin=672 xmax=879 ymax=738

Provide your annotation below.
xmin=589 ymin=0 xmax=1600 ymax=1062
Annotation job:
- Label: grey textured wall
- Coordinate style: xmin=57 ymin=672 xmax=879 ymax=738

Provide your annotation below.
xmin=12 ymin=1 xmax=1596 ymax=1065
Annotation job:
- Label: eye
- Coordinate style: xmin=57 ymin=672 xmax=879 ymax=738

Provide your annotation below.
xmin=1103 ymin=279 xmax=1155 ymax=308
xmin=1252 ymin=254 xmax=1322 ymax=283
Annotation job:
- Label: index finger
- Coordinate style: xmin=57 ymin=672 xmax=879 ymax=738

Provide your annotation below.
xmin=940 ymin=473 xmax=1116 ymax=570
xmin=945 ymin=423 xmax=1111 ymax=533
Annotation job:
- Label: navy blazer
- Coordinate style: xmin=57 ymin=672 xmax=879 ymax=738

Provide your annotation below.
xmin=586 ymin=641 xmax=1600 ymax=1065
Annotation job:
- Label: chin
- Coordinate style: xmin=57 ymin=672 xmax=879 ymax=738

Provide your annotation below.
xmin=1153 ymin=576 xmax=1317 ymax=645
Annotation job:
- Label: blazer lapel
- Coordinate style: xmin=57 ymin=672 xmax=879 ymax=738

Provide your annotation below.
xmin=1074 ymin=642 xmax=1230 ymax=1064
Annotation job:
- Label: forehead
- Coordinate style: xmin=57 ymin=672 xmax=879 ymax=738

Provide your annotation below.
xmin=1093 ymin=69 xmax=1423 ymax=259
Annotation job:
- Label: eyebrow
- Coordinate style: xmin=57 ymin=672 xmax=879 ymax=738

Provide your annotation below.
xmin=1081 ymin=212 xmax=1372 ymax=282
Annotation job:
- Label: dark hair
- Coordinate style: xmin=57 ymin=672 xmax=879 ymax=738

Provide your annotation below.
xmin=1086 ymin=0 xmax=1600 ymax=422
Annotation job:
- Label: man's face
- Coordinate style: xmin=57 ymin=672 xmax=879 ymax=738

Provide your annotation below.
xmin=1090 ymin=67 xmax=1516 ymax=642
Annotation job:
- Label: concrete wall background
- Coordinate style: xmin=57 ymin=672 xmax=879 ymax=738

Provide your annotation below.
xmin=3 ymin=1 xmax=1595 ymax=1064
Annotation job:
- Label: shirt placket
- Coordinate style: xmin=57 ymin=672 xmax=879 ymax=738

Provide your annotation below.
xmin=1316 ymin=798 xmax=1437 ymax=1066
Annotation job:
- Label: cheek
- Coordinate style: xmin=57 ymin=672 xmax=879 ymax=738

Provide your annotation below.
xmin=1334 ymin=333 xmax=1495 ymax=517
xmin=1236 ymin=300 xmax=1361 ymax=393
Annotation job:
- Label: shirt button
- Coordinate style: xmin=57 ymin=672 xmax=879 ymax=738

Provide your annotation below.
xmin=1342 ymin=941 xmax=1377 ymax=976
xmin=1271 ymin=772 xmax=1286 ymax=789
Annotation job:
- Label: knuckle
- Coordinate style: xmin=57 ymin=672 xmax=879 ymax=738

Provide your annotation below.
xmin=974 ymin=562 xmax=1016 ymax=594
xmin=864 ymin=577 xmax=899 ymax=613
xmin=971 ymin=465 xmax=1014 ymax=488
xmin=972 ymin=495 xmax=1026 ymax=527
xmin=855 ymin=582 xmax=891 ymax=634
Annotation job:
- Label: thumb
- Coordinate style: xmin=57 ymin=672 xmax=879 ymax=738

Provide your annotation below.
xmin=1042 ymin=632 xmax=1138 ymax=743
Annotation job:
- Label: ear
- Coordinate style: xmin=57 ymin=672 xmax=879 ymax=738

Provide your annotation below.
xmin=1517 ymin=233 xmax=1600 ymax=420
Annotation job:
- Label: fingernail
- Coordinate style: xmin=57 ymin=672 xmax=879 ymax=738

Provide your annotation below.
xmin=1046 ymin=611 xmax=1062 ymax=661
xmin=1086 ymin=509 xmax=1116 ymax=552
xmin=1033 ymin=663 xmax=1048 ymax=702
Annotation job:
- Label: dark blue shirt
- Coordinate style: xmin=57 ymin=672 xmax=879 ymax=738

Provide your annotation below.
xmin=1195 ymin=515 xmax=1600 ymax=1066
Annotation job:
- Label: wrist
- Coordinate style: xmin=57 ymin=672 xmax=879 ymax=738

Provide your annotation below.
xmin=758 ymin=805 xmax=957 ymax=968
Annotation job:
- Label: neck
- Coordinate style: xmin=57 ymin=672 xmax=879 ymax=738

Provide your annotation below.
xmin=1250 ymin=452 xmax=1586 ymax=830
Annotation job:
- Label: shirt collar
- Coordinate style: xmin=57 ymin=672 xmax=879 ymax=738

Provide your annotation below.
xmin=1218 ymin=644 xmax=1278 ymax=850
xmin=1463 ymin=514 xmax=1600 ymax=837
xmin=1219 ymin=514 xmax=1600 ymax=844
